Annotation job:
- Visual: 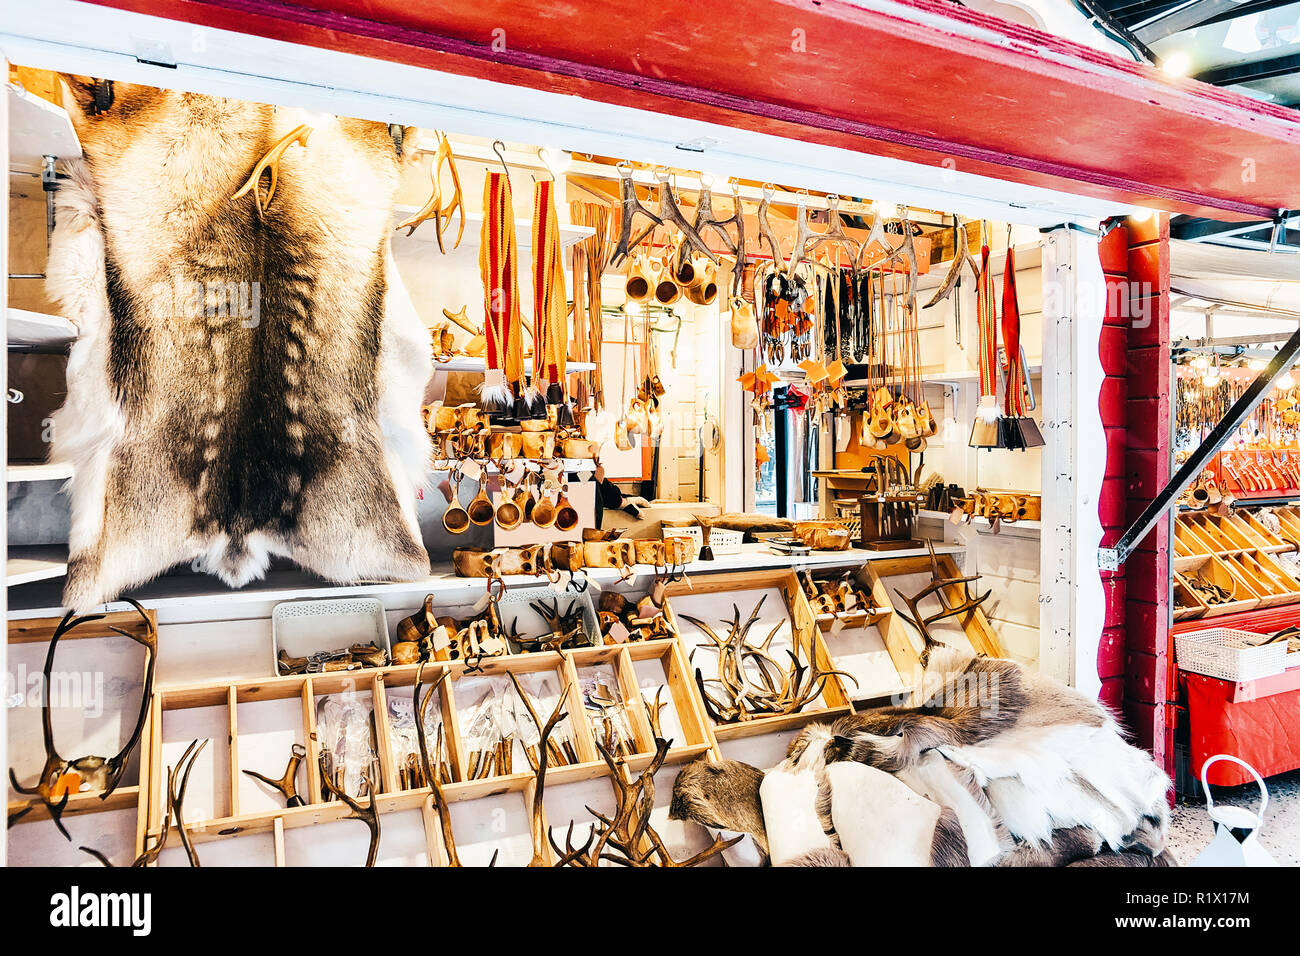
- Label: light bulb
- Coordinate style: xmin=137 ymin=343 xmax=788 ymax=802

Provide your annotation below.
xmin=1191 ymin=355 xmax=1209 ymax=370
xmin=1202 ymin=371 xmax=1221 ymax=387
xmin=1279 ymin=372 xmax=1296 ymax=391
xmin=1249 ymin=358 xmax=1267 ymax=371
xmin=1161 ymin=51 xmax=1192 ymax=77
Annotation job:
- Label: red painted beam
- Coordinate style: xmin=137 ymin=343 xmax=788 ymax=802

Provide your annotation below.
xmin=81 ymin=0 xmax=1300 ymax=220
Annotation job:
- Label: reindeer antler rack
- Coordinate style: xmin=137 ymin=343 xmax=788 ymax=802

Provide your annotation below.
xmin=684 ymin=595 xmax=856 ymax=724
xmin=10 ymin=600 xmax=156 ymax=841
xmin=892 ymin=540 xmax=992 ymax=659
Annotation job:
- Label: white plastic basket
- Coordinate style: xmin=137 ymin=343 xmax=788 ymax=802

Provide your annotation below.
xmin=663 ymin=525 xmax=743 ymax=557
xmin=1175 ymin=628 xmax=1287 ymax=681
xmin=271 ymin=598 xmax=391 ymax=675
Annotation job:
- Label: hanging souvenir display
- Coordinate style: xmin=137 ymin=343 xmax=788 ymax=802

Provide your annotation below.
xmin=532 ymin=177 xmax=572 ymax=425
xmin=570 ymin=200 xmax=617 ymax=410
xmin=479 ymin=166 xmax=526 ymax=414
xmin=998 ymin=243 xmax=1045 ymax=449
xmin=969 ymin=230 xmax=1003 ymax=448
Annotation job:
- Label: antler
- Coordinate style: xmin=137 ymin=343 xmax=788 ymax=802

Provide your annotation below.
xmin=413 ymin=663 xmax=459 ymax=867
xmin=318 ymin=755 xmax=381 ymax=867
xmin=230 ymin=124 xmax=312 ymax=218
xmin=10 ymin=600 xmax=156 ymax=841
xmin=80 ymin=736 xmax=205 ymax=867
xmin=511 ymin=672 xmax=572 ymax=867
xmin=892 ymin=541 xmax=992 ymax=660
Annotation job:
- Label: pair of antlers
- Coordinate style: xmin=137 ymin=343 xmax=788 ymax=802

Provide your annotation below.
xmin=9 ymin=601 xmax=156 ymax=841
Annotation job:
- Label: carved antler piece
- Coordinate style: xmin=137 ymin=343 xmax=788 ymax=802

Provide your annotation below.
xmin=242 ymin=743 xmax=306 ymax=808
xmin=231 ymin=124 xmax=312 ymax=218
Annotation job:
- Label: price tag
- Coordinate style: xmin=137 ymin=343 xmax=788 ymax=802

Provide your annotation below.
xmin=461 ymin=459 xmax=482 ymax=482
xmin=608 ymin=621 xmax=630 ymax=643
xmin=550 ymin=570 xmax=570 ymax=594
xmin=829 ymin=615 xmax=846 ymax=636
xmin=431 ymin=625 xmax=451 ymax=651
xmin=436 ymin=479 xmax=453 ymax=503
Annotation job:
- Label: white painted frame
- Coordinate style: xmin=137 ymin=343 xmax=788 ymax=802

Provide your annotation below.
xmin=1038 ymin=226 xmax=1107 ymax=694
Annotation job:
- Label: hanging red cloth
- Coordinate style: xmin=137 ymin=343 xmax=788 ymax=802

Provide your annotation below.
xmin=976 ymin=242 xmax=998 ymax=404
xmin=531 ymin=178 xmax=567 ymax=387
xmin=1001 ymin=245 xmax=1026 ymax=417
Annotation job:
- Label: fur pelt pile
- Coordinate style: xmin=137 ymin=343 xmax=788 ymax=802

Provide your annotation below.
xmin=671 ymin=648 xmax=1176 ymax=867
xmin=48 ymin=81 xmax=432 ymax=611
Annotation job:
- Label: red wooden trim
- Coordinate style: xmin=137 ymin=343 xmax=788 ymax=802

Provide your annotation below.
xmin=83 ymin=0 xmax=1300 ymax=219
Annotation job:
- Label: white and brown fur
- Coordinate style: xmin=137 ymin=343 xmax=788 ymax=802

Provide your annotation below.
xmin=671 ymin=649 xmax=1175 ymax=866
xmin=49 ymin=80 xmax=432 ymax=611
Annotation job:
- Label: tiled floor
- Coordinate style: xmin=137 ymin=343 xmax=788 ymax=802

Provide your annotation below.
xmin=1167 ymin=768 xmax=1300 ymax=866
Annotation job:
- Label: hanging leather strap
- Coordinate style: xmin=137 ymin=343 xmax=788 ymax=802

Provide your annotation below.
xmin=479 ymin=172 xmax=525 ymax=388
xmin=976 ymin=240 xmax=998 ymax=400
xmin=1001 ymin=245 xmax=1025 ymax=416
xmin=532 ymin=179 xmax=568 ymax=386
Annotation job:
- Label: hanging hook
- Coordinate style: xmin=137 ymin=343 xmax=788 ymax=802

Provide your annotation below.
xmin=491 ymin=140 xmax=511 ymax=181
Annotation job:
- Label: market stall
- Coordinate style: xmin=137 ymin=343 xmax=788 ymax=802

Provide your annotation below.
xmin=4 ymin=0 xmax=1298 ymax=869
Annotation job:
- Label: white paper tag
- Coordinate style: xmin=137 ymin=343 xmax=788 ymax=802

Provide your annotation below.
xmin=829 ymin=615 xmax=846 ymax=636
xmin=461 ymin=459 xmax=482 ymax=482
xmin=471 ymin=590 xmax=491 ymax=612
xmin=609 ymin=621 xmax=629 ymax=643
xmin=432 ymin=625 xmax=452 ymax=651
xmin=549 ymin=572 xmax=569 ymax=595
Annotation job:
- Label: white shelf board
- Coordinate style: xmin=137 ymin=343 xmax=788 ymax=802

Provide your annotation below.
xmin=6 ymin=545 xmax=69 ymax=587
xmin=7 ymin=83 xmax=81 ymax=172
xmin=6 ymin=462 xmax=73 ymax=482
xmin=5 ymin=541 xmax=964 ymax=623
xmin=844 ymin=364 xmax=1042 ymax=387
xmin=393 ymin=208 xmax=594 ymax=252
xmin=7 ymin=308 xmax=78 ymax=348
xmin=918 ymin=508 xmax=1041 ymax=532
xmin=434 ymin=355 xmax=596 ymax=373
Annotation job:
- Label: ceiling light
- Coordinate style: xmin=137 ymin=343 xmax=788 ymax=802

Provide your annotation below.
xmin=1279 ymin=371 xmax=1295 ymax=391
xmin=1248 ymin=358 xmax=1267 ymax=371
xmin=1161 ymin=51 xmax=1192 ymax=77
xmin=1191 ymin=355 xmax=1210 ymax=370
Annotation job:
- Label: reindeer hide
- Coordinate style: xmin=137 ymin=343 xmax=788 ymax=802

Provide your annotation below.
xmin=827 ymin=762 xmax=943 ymax=866
xmin=49 ymin=83 xmax=432 ymax=611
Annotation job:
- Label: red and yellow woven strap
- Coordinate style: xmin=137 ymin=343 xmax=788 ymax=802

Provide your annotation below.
xmin=976 ymin=242 xmax=998 ymax=399
xmin=479 ymin=172 xmax=525 ymax=387
xmin=1001 ymin=245 xmax=1025 ymax=416
xmin=531 ymin=179 xmax=568 ymax=385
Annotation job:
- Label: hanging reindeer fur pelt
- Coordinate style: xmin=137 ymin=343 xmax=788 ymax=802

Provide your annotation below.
xmin=48 ymin=81 xmax=432 ymax=612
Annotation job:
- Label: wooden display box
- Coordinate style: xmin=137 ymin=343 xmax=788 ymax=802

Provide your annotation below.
xmin=140 ymin=640 xmax=710 ymax=860
xmin=664 ymin=569 xmax=851 ymax=741
xmin=1175 ymin=554 xmax=1261 ymax=618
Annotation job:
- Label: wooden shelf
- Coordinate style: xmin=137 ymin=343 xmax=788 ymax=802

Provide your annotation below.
xmin=7 ymin=308 xmax=77 ymax=348
xmin=6 ymin=545 xmax=68 ymax=587
xmin=918 ymin=508 xmax=1042 ymax=531
xmin=435 ymin=355 xmax=596 ymax=374
xmin=5 ymin=542 xmax=965 ymax=622
xmin=7 ymin=82 xmax=80 ymax=172
xmin=843 ymin=365 xmax=1043 ymax=388
xmin=6 ymin=462 xmax=73 ymax=483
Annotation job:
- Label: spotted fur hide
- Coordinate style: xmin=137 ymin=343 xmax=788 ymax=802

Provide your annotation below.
xmin=48 ymin=82 xmax=432 ymax=611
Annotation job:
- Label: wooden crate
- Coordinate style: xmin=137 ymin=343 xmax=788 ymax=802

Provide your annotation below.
xmin=664 ymin=569 xmax=851 ymax=741
xmin=1177 ymin=554 xmax=1261 ymax=618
